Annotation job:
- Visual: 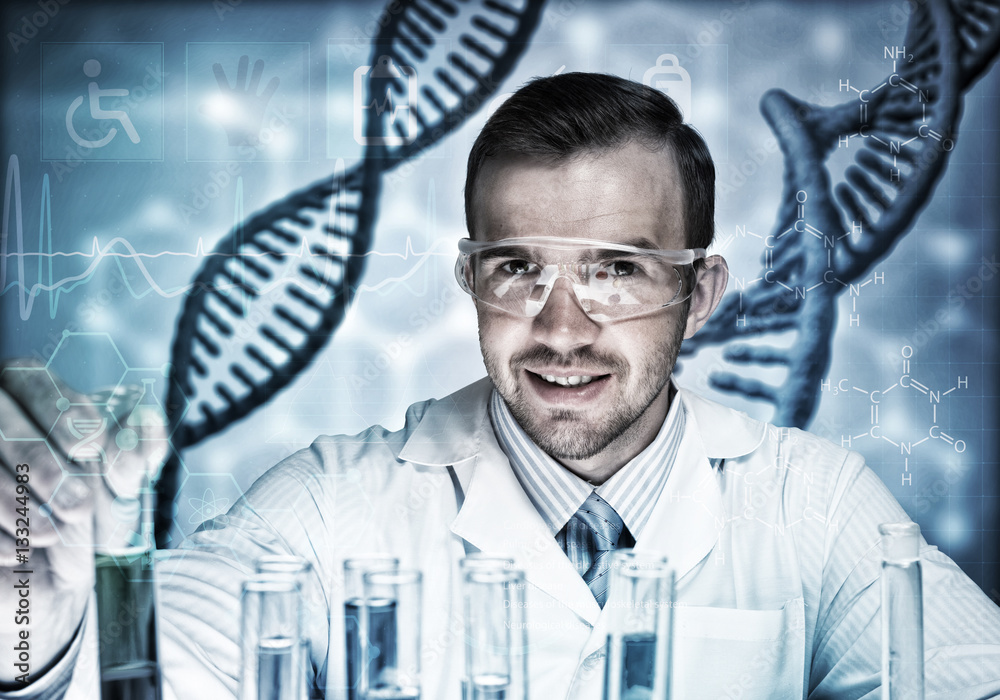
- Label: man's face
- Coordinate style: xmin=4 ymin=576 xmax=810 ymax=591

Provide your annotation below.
xmin=471 ymin=142 xmax=701 ymax=480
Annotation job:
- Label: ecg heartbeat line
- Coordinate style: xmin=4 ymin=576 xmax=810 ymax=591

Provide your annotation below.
xmin=1 ymin=151 xmax=214 ymax=319
xmin=356 ymin=179 xmax=450 ymax=295
xmin=367 ymin=87 xmax=411 ymax=124
xmin=1 ymin=155 xmax=450 ymax=320
xmin=2 ymin=154 xmax=58 ymax=320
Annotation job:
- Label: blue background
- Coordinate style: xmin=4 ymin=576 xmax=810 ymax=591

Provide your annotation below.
xmin=2 ymin=0 xmax=998 ymax=597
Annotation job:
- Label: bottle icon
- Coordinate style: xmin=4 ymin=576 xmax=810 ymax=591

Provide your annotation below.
xmin=127 ymin=378 xmax=168 ymax=428
xmin=643 ymin=54 xmax=692 ymax=122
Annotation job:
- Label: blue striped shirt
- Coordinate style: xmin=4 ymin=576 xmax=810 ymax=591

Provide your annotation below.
xmin=488 ymin=384 xmax=686 ymax=542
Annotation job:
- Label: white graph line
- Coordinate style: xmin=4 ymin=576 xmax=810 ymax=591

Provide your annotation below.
xmin=1 ymin=154 xmax=453 ymax=319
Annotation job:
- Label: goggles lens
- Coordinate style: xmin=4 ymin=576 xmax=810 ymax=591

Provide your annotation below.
xmin=455 ymin=237 xmax=705 ymax=322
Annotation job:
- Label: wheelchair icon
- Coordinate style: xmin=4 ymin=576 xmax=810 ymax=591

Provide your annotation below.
xmin=65 ymin=59 xmax=141 ymax=149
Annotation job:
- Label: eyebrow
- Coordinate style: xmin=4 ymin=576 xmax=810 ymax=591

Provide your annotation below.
xmin=475 ymin=240 xmax=666 ymax=264
xmin=620 ymin=237 xmax=660 ymax=250
xmin=476 ymin=245 xmax=534 ymax=262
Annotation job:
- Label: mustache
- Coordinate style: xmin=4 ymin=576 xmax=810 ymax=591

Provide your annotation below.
xmin=509 ymin=346 xmax=627 ymax=374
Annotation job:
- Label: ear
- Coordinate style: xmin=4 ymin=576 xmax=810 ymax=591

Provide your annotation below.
xmin=683 ymin=255 xmax=728 ymax=339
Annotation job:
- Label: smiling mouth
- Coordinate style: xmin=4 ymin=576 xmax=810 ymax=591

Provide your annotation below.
xmin=526 ymin=370 xmax=610 ymax=388
xmin=539 ymin=374 xmax=595 ymax=386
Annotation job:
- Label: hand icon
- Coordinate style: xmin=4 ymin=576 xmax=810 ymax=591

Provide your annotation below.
xmin=209 ymin=55 xmax=280 ymax=147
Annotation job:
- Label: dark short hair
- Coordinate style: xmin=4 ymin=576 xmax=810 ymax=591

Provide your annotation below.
xmin=465 ymin=72 xmax=715 ymax=250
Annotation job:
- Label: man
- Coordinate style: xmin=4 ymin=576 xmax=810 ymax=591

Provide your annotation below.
xmin=2 ymin=73 xmax=1000 ymax=699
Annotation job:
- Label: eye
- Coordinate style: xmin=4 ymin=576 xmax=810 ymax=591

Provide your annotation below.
xmin=608 ymin=260 xmax=637 ymax=277
xmin=500 ymin=259 xmax=536 ymax=275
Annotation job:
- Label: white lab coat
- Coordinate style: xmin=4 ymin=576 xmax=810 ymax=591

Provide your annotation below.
xmin=17 ymin=378 xmax=1000 ymax=700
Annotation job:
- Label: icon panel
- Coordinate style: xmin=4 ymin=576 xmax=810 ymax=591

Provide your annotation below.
xmin=41 ymin=43 xmax=164 ymax=162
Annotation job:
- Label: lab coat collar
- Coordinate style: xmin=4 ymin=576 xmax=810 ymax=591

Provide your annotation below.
xmin=396 ymin=377 xmax=494 ymax=467
xmin=680 ymin=387 xmax=768 ymax=459
xmin=396 ymin=377 xmax=767 ymax=467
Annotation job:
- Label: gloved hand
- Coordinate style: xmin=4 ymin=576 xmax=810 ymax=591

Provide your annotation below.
xmin=0 ymin=359 xmax=167 ymax=685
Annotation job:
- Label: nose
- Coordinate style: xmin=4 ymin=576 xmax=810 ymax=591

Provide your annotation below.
xmin=530 ymin=277 xmax=601 ymax=353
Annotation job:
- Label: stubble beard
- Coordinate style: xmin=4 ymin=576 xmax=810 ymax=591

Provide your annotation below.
xmin=481 ymin=322 xmax=686 ymax=461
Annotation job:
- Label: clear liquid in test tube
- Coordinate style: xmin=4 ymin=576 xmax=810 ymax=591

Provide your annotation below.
xmin=362 ymin=569 xmax=423 ymax=700
xmin=880 ymin=522 xmax=925 ymax=700
xmin=240 ymin=574 xmax=304 ymax=700
xmin=343 ymin=555 xmax=400 ymax=700
xmin=256 ymin=555 xmax=314 ymax=699
xmin=95 ymin=480 xmax=161 ymax=700
xmin=602 ymin=550 xmax=673 ymax=700
xmin=461 ymin=555 xmax=525 ymax=700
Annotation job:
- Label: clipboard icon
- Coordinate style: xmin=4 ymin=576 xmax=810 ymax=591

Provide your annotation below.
xmin=354 ymin=55 xmax=418 ymax=146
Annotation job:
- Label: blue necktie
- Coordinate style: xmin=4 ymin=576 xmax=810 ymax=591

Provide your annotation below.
xmin=559 ymin=491 xmax=635 ymax=607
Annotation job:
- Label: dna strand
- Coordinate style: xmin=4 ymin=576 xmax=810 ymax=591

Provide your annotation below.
xmin=680 ymin=0 xmax=1000 ymax=428
xmin=155 ymin=0 xmax=545 ymax=546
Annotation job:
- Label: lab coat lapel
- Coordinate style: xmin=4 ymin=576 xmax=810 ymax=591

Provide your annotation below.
xmin=396 ymin=378 xmax=602 ymax=626
xmin=635 ymin=387 xmax=766 ymax=583
xmin=636 ymin=420 xmax=725 ymax=581
xmin=450 ymin=430 xmax=603 ymax=626
xmin=579 ymin=390 xmax=753 ymax=660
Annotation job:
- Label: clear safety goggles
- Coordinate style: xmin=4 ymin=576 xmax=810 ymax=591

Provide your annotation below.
xmin=455 ymin=236 xmax=706 ymax=322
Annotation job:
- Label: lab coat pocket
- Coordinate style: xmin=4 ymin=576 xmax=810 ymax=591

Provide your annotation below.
xmin=671 ymin=597 xmax=805 ymax=700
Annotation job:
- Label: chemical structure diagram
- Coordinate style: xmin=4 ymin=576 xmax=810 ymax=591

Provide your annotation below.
xmin=725 ymin=188 xmax=885 ymax=334
xmin=708 ymin=426 xmax=842 ymax=540
xmin=838 ymin=44 xmax=956 ymax=174
xmin=704 ymin=343 xmax=969 ymax=541
xmin=823 ymin=345 xmax=969 ymax=488
xmin=679 ymin=12 xmax=988 ymax=430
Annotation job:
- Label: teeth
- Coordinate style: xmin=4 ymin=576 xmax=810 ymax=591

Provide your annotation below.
xmin=540 ymin=374 xmax=595 ymax=386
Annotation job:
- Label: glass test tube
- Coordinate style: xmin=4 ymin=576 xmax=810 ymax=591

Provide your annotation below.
xmin=602 ymin=550 xmax=673 ymax=700
xmin=361 ymin=569 xmax=423 ymax=700
xmin=240 ymin=575 xmax=304 ymax=700
xmin=460 ymin=554 xmax=518 ymax=700
xmin=344 ymin=556 xmax=400 ymax=700
xmin=460 ymin=554 xmax=516 ymax=572
xmin=93 ymin=384 xmax=164 ymax=700
xmin=463 ymin=565 xmax=528 ymax=700
xmin=95 ymin=477 xmax=162 ymax=700
xmin=880 ymin=522 xmax=925 ymax=700
xmin=256 ymin=556 xmax=313 ymax=700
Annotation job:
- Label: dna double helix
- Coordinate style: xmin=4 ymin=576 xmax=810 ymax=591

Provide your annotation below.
xmin=157 ymin=0 xmax=999 ymax=543
xmin=156 ymin=0 xmax=546 ymax=546
xmin=680 ymin=0 xmax=1000 ymax=427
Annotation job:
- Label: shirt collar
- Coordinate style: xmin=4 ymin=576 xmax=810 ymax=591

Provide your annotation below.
xmin=489 ymin=382 xmax=686 ymax=541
